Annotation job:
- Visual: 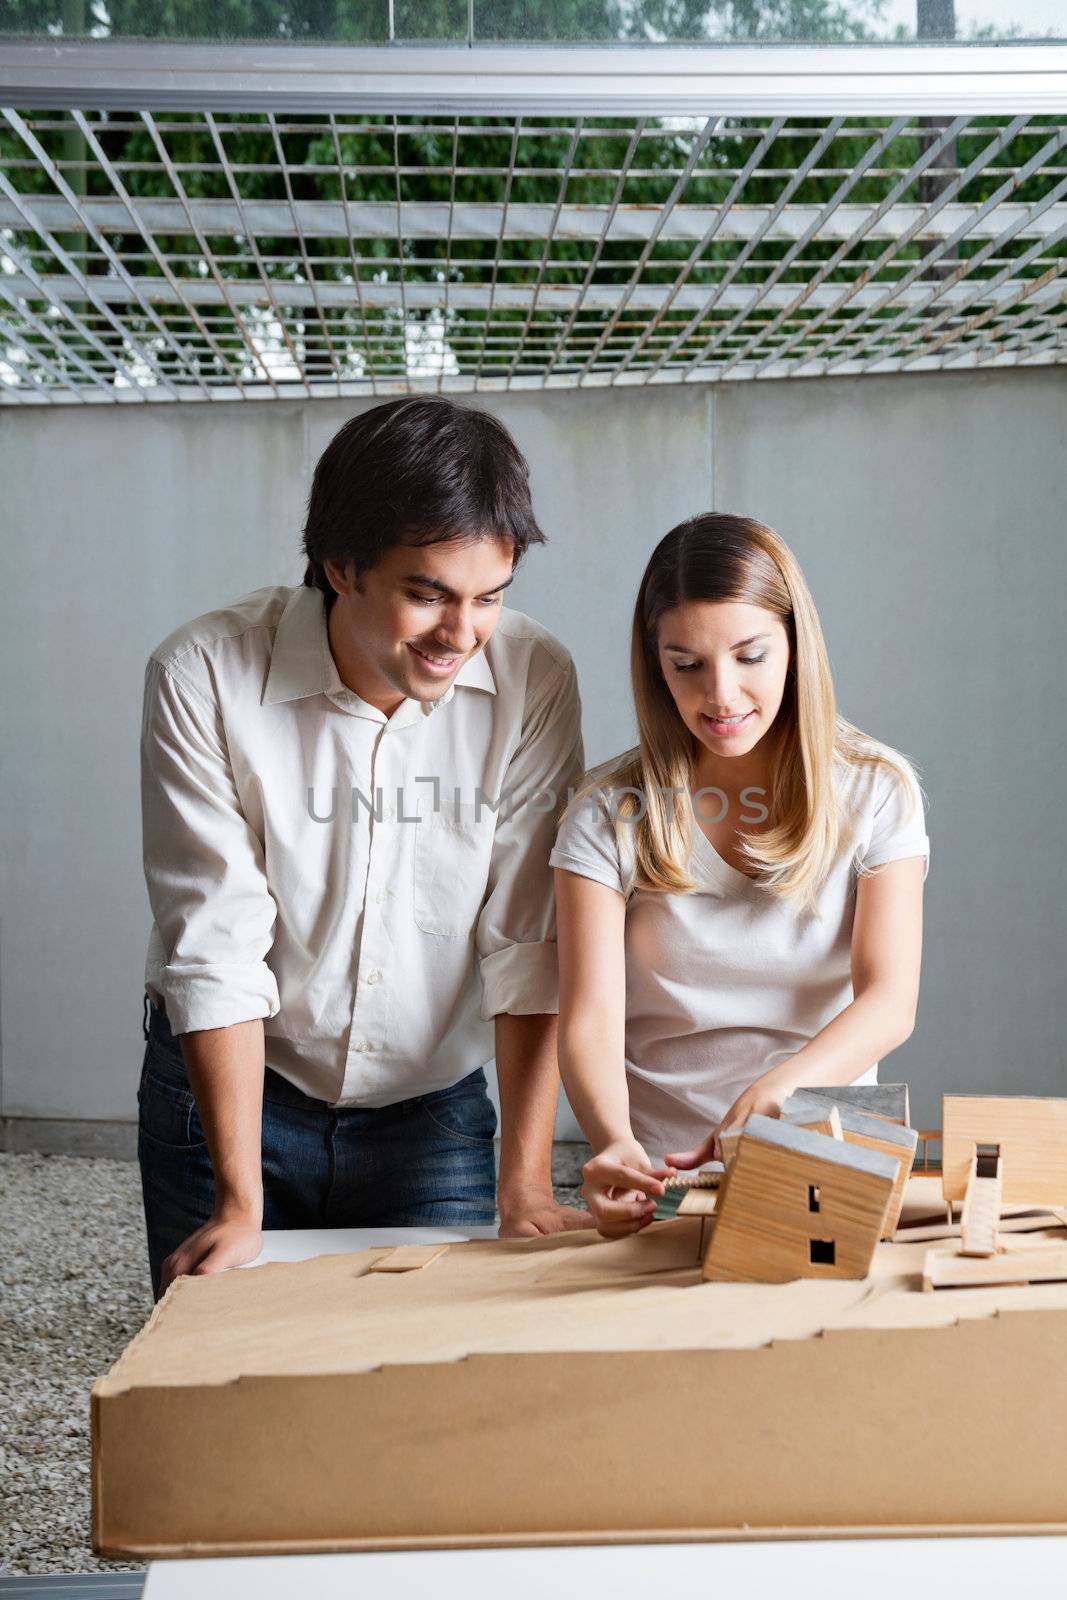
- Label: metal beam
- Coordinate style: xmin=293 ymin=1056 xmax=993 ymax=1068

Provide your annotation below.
xmin=3 ymin=272 xmax=1060 ymax=315
xmin=1 ymin=337 xmax=1054 ymax=405
xmin=1 ymin=42 xmax=1066 ymax=116
xmin=3 ymin=195 xmax=1065 ymax=246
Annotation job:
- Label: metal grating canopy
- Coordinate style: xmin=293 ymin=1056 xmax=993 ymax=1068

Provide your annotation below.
xmin=1 ymin=106 xmax=1065 ymax=402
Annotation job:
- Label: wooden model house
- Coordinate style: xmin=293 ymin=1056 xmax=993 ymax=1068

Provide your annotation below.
xmin=720 ymin=1090 xmax=918 ymax=1238
xmin=717 ymin=1094 xmax=845 ymax=1169
xmin=702 ymin=1114 xmax=898 ymax=1284
xmin=785 ymin=1082 xmax=910 ymax=1126
xmin=784 ymin=1098 xmax=918 ymax=1238
xmin=920 ymin=1094 xmax=1067 ymax=1291
xmin=942 ymin=1095 xmax=1067 ymax=1208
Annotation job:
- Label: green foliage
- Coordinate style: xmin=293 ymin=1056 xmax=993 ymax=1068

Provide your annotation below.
xmin=623 ymin=0 xmax=884 ymax=42
xmin=1 ymin=0 xmax=891 ymax=42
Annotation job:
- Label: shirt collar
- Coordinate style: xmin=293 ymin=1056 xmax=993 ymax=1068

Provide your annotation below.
xmin=263 ymin=584 xmax=498 ymax=713
xmin=444 ymin=644 xmax=496 ymax=700
xmin=263 ymin=585 xmax=334 ymax=706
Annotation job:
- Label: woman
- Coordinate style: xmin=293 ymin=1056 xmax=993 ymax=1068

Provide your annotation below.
xmin=550 ymin=514 xmax=929 ymax=1239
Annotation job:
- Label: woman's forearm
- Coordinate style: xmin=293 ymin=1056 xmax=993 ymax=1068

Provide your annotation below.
xmin=558 ymin=1022 xmax=635 ymax=1152
xmin=767 ymin=986 xmax=915 ymax=1103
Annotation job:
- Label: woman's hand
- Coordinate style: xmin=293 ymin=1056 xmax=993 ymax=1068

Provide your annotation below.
xmin=581 ymin=1139 xmax=673 ymax=1239
xmin=666 ymin=1075 xmax=791 ymax=1170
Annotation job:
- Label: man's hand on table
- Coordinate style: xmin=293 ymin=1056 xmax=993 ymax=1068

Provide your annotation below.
xmin=159 ymin=1208 xmax=263 ymax=1295
xmin=498 ymin=1186 xmax=592 ymax=1237
xmin=159 ymin=1198 xmax=592 ymax=1288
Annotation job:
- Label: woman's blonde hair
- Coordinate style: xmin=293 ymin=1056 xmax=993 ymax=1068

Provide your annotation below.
xmin=590 ymin=513 xmax=921 ymax=915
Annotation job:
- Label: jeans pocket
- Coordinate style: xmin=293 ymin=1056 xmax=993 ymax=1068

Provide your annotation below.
xmin=138 ymin=1050 xmax=208 ymax=1152
xmin=420 ymin=1072 xmax=498 ymax=1148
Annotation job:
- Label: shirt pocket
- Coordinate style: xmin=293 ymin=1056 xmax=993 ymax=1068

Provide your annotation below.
xmin=412 ymin=799 xmax=496 ymax=938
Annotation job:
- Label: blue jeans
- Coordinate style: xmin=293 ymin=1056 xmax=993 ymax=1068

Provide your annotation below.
xmin=137 ymin=1002 xmax=497 ymax=1298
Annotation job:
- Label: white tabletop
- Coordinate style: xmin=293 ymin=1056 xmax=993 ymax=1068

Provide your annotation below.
xmin=244 ymin=1223 xmax=500 ymax=1265
xmin=143 ymin=1538 xmax=1067 ymax=1598
xmin=142 ymin=1226 xmax=1067 ymax=1597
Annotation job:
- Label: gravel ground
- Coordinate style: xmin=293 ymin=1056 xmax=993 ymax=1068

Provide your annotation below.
xmin=0 ymin=1153 xmax=153 ymax=1577
xmin=0 ymin=1148 xmax=588 ymax=1577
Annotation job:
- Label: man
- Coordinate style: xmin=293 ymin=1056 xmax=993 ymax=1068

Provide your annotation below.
xmin=139 ymin=397 xmax=588 ymax=1298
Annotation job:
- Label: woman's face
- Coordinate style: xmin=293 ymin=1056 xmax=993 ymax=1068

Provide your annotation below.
xmin=656 ymin=599 xmax=792 ymax=767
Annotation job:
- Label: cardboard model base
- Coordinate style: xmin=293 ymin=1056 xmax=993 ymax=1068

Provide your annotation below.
xmin=92 ymin=1178 xmax=1067 ymax=1557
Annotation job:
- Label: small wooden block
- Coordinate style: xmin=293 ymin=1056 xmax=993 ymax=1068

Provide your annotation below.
xmin=922 ymin=1242 xmax=1067 ymax=1292
xmin=785 ymin=1104 xmax=844 ymax=1142
xmin=677 ymin=1186 xmax=718 ymax=1217
xmin=789 ymin=1116 xmax=833 ymax=1139
xmin=369 ymin=1244 xmax=450 ymax=1273
xmin=718 ymin=1129 xmax=743 ymax=1167
xmin=959 ymin=1148 xmax=1003 ymax=1257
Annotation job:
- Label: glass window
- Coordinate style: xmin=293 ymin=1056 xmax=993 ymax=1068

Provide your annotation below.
xmin=2 ymin=0 xmax=1063 ymax=44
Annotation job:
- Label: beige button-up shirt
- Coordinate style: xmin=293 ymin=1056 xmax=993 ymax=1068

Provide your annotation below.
xmin=141 ymin=583 xmax=583 ymax=1107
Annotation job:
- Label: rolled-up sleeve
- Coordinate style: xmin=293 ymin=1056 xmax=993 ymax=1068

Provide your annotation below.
xmin=141 ymin=655 xmax=280 ymax=1033
xmin=476 ymin=657 xmax=584 ymax=1020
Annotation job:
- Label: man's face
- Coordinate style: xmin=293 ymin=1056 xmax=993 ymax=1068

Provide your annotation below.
xmin=324 ymin=536 xmax=515 ymax=714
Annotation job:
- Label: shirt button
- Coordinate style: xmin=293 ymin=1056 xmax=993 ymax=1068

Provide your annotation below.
xmin=366 ymin=969 xmax=382 ymax=986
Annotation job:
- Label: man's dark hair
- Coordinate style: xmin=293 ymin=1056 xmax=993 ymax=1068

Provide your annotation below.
xmin=302 ymin=396 xmax=545 ymax=598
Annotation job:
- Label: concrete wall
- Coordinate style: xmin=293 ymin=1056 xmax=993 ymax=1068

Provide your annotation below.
xmin=1 ymin=369 xmax=1064 ymax=1138
xmin=711 ymin=369 xmax=1067 ymax=1126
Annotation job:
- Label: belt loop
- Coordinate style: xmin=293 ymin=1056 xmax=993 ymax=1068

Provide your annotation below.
xmin=142 ymin=992 xmax=150 ymax=1042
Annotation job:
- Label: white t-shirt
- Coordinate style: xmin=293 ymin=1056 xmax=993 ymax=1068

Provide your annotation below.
xmin=549 ymin=746 xmax=930 ymax=1160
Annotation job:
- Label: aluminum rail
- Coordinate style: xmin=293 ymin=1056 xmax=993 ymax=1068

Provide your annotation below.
xmin=3 ymin=274 xmax=1060 ymax=314
xmin=0 ymin=42 xmax=1065 ymax=116
xmin=7 ymin=196 xmax=1063 ymax=245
